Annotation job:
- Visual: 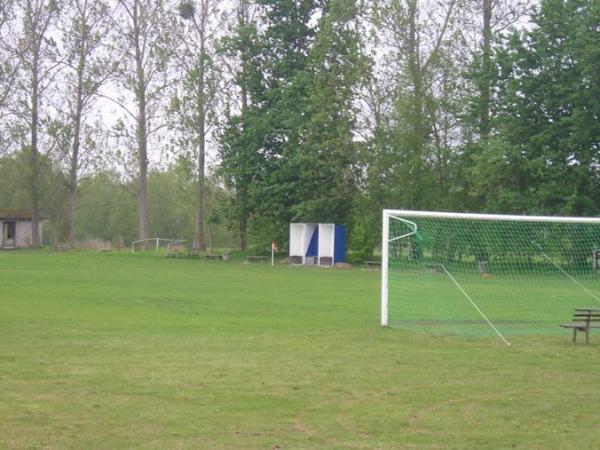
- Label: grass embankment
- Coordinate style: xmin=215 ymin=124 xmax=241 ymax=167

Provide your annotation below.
xmin=0 ymin=250 xmax=598 ymax=449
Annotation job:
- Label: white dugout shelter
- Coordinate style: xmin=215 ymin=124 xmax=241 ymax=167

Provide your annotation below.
xmin=289 ymin=223 xmax=346 ymax=266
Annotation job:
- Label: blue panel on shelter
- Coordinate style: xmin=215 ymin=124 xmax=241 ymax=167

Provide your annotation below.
xmin=306 ymin=228 xmax=319 ymax=257
xmin=334 ymin=224 xmax=346 ymax=263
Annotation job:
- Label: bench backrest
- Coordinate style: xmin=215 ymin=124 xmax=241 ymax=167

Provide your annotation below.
xmin=572 ymin=309 xmax=600 ymax=325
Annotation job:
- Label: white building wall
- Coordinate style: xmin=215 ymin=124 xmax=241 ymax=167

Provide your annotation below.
xmin=0 ymin=220 xmax=42 ymax=248
xmin=289 ymin=223 xmax=305 ymax=257
xmin=16 ymin=221 xmax=34 ymax=247
xmin=317 ymin=223 xmax=334 ymax=265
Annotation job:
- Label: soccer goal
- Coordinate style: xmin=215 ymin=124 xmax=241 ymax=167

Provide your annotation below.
xmin=381 ymin=210 xmax=600 ymax=344
xmin=131 ymin=238 xmax=186 ymax=253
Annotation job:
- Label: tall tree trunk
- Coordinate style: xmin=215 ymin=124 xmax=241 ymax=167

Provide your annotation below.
xmin=194 ymin=36 xmax=207 ymax=250
xmin=67 ymin=126 xmax=80 ymax=244
xmin=137 ymin=86 xmax=150 ymax=242
xmin=67 ymin=46 xmax=86 ymax=245
xmin=194 ymin=112 xmax=206 ymax=249
xmin=238 ymin=188 xmax=248 ymax=251
xmin=405 ymin=0 xmax=426 ymax=208
xmin=237 ymin=0 xmax=249 ymax=251
xmin=480 ymin=0 xmax=492 ymax=141
xmin=133 ymin=0 xmax=150 ymax=241
xmin=30 ymin=46 xmax=40 ymax=247
xmin=238 ymin=81 xmax=249 ymax=252
xmin=407 ymin=0 xmax=424 ymax=146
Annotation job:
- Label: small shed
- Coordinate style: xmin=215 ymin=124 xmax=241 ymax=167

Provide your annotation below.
xmin=289 ymin=223 xmax=346 ymax=266
xmin=0 ymin=209 xmax=43 ymax=249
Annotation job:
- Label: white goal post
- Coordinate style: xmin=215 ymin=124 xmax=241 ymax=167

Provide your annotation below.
xmin=131 ymin=238 xmax=186 ymax=253
xmin=381 ymin=210 xmax=600 ymax=342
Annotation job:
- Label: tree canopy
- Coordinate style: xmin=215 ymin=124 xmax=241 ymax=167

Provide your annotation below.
xmin=0 ymin=0 xmax=597 ymax=258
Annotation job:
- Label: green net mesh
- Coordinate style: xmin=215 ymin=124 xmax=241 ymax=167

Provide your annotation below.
xmin=386 ymin=213 xmax=600 ymax=339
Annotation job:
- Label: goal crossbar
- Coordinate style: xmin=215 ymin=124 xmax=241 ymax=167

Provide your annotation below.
xmin=384 ymin=209 xmax=600 ymax=224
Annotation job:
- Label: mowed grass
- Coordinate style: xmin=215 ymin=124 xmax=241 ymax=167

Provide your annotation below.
xmin=388 ymin=268 xmax=600 ymax=337
xmin=0 ymin=251 xmax=598 ymax=449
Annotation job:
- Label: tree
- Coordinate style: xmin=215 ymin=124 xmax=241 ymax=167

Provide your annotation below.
xmin=219 ymin=0 xmax=260 ymax=251
xmin=170 ymin=0 xmax=224 ymax=250
xmin=113 ymin=0 xmax=173 ymax=241
xmin=0 ymin=151 xmax=38 ymax=209
xmin=0 ymin=1 xmax=18 ymax=154
xmin=0 ymin=0 xmax=17 ymax=111
xmin=366 ymin=0 xmax=460 ymax=210
xmin=59 ymin=0 xmax=115 ymax=244
xmin=0 ymin=148 xmax=68 ymax=244
xmin=471 ymin=0 xmax=600 ymax=215
xmin=290 ymin=0 xmax=366 ymax=222
xmin=10 ymin=0 xmax=62 ymax=246
xmin=468 ymin=0 xmax=530 ymax=141
xmin=455 ymin=1 xmax=531 ymax=212
xmin=221 ymin=0 xmax=365 ymax=248
xmin=0 ymin=1 xmax=12 ymax=30
xmin=76 ymin=171 xmax=137 ymax=243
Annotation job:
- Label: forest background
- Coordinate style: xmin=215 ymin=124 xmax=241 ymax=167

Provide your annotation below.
xmin=0 ymin=0 xmax=598 ymax=260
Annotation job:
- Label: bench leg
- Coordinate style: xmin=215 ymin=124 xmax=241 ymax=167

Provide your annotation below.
xmin=586 ymin=327 xmax=589 ymax=345
xmin=572 ymin=328 xmax=577 ymax=344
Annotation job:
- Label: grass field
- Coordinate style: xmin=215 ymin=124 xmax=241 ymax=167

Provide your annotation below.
xmin=388 ymin=266 xmax=600 ymax=338
xmin=1 ymin=250 xmax=599 ymax=449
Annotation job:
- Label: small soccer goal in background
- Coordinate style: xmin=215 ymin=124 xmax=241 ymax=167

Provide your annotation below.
xmin=381 ymin=210 xmax=600 ymax=345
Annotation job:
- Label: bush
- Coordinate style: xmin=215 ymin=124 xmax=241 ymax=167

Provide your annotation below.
xmin=348 ymin=219 xmax=374 ymax=263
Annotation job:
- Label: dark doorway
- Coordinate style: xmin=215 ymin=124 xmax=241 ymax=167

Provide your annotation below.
xmin=2 ymin=221 xmax=16 ymax=248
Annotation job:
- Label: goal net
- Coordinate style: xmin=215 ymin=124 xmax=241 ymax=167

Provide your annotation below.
xmin=381 ymin=210 xmax=600 ymax=344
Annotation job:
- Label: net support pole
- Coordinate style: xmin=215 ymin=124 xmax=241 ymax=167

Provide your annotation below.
xmin=534 ymin=244 xmax=600 ymax=305
xmin=439 ymin=264 xmax=511 ymax=347
xmin=381 ymin=210 xmax=390 ymax=326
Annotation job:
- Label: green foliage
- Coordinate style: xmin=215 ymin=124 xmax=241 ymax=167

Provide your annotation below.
xmin=76 ymin=171 xmax=137 ymax=243
xmin=74 ymin=164 xmax=236 ymax=247
xmin=1 ymin=0 xmax=599 ymax=259
xmin=469 ymin=0 xmax=600 ymax=216
xmin=0 ymin=150 xmax=236 ymax=247
xmin=346 ymin=193 xmax=381 ymax=263
xmin=347 ymin=219 xmax=373 ymax=263
xmin=0 ymin=149 xmax=69 ymax=243
xmin=0 ymin=152 xmax=34 ymax=210
xmin=148 ymin=169 xmax=192 ymax=240
xmin=360 ymin=0 xmax=467 ymax=247
xmin=246 ymin=213 xmax=281 ymax=254
xmin=220 ymin=0 xmax=366 ymax=250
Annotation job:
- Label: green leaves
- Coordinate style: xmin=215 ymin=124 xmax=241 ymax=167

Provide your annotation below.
xmin=485 ymin=0 xmax=600 ymax=216
xmin=220 ymin=0 xmax=365 ymax=248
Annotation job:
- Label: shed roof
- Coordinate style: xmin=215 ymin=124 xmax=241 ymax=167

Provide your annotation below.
xmin=0 ymin=209 xmax=45 ymax=220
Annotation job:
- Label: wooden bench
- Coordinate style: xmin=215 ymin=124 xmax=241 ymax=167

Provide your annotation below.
xmin=54 ymin=243 xmax=72 ymax=251
xmin=204 ymin=254 xmax=224 ymax=261
xmin=364 ymin=260 xmax=381 ymax=269
xmin=560 ymin=308 xmax=600 ymax=344
xmin=245 ymin=255 xmax=266 ymax=263
xmin=165 ymin=245 xmax=186 ymax=258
